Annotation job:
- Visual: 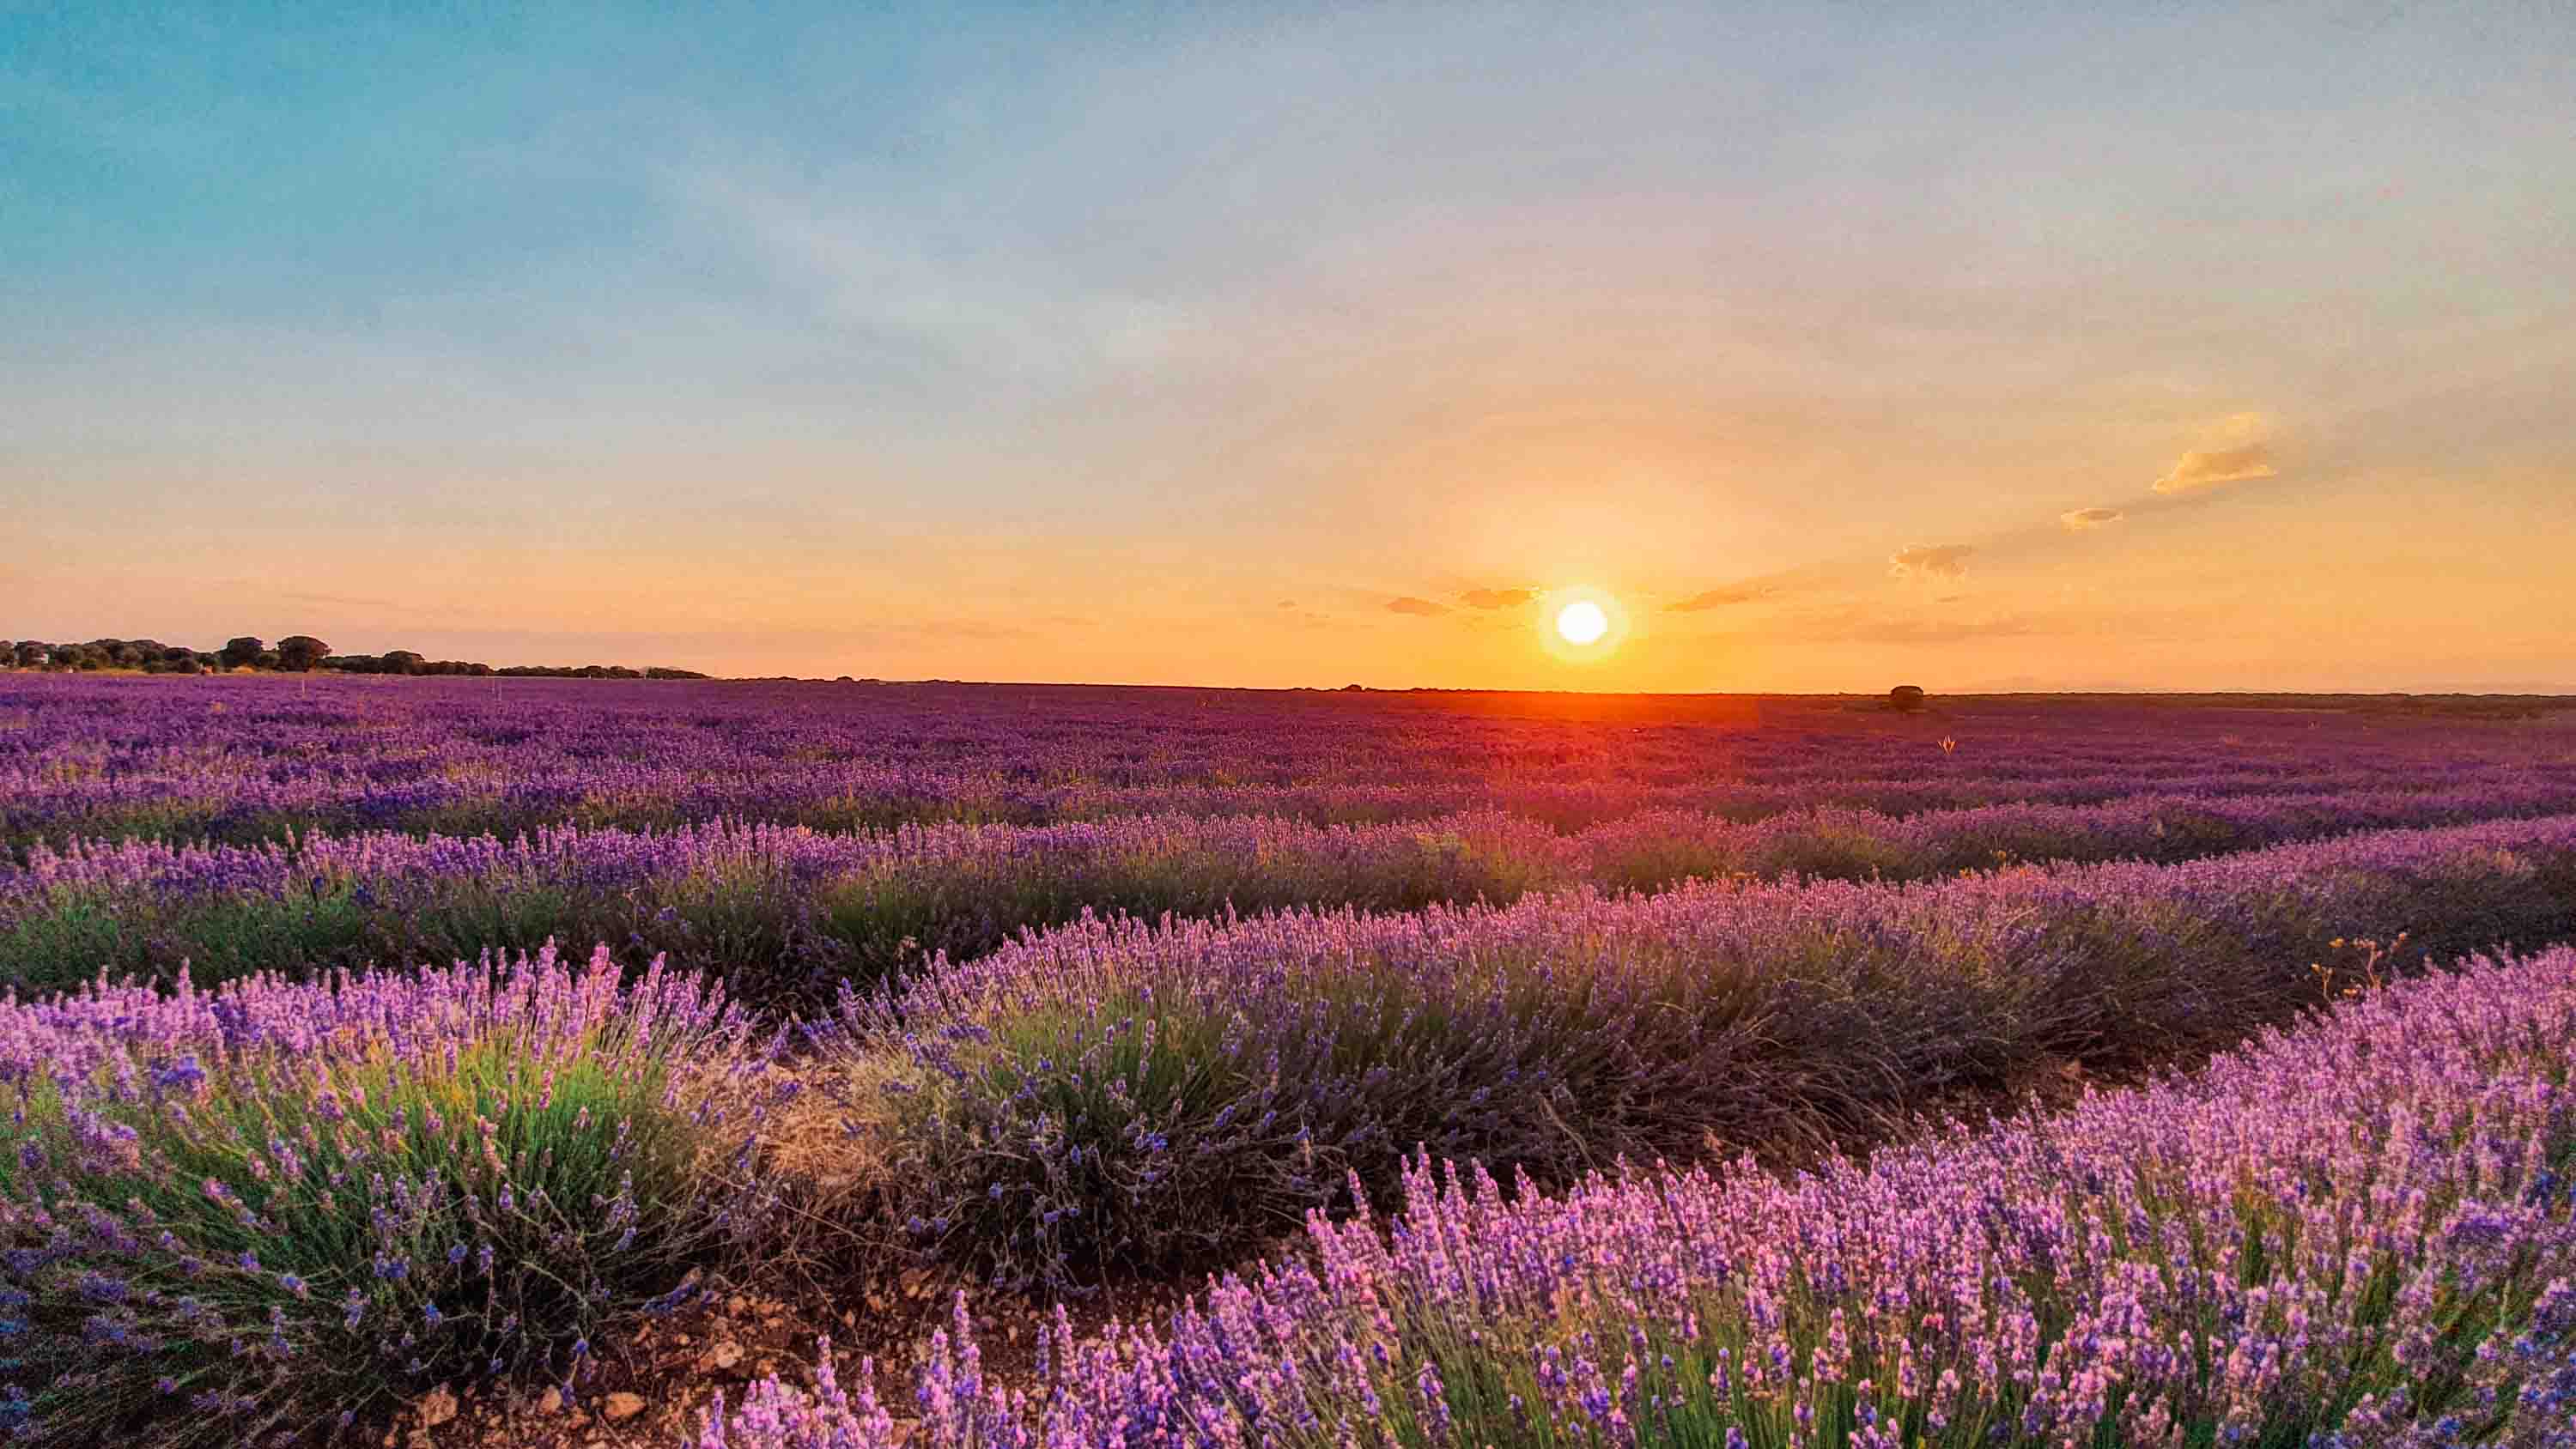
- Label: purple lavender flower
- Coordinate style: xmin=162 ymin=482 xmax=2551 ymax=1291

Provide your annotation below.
xmin=719 ymin=948 xmax=2576 ymax=1449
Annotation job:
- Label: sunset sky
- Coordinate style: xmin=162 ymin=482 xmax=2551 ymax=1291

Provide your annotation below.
xmin=6 ymin=3 xmax=2572 ymax=690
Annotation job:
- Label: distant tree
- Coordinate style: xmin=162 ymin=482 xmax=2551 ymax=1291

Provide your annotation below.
xmin=220 ymin=636 xmax=265 ymax=670
xmin=0 ymin=640 xmax=11 ymax=668
xmin=276 ymin=635 xmax=331 ymax=672
xmin=1889 ymin=684 xmax=1928 ymax=712
xmin=253 ymin=650 xmax=282 ymax=670
xmin=465 ymin=662 xmax=493 ymax=676
xmin=160 ymin=645 xmax=195 ymax=664
xmin=167 ymin=656 xmax=203 ymax=676
xmin=380 ymin=650 xmax=424 ymax=676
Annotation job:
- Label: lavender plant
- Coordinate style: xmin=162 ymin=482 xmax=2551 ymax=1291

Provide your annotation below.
xmin=0 ymin=944 xmax=786 ymax=1446
xmin=844 ymin=815 xmax=2576 ymax=1285
xmin=0 ymin=813 xmax=1575 ymax=1003
xmin=706 ymin=945 xmax=2576 ymax=1448
xmin=11 ymin=785 xmax=2576 ymax=1005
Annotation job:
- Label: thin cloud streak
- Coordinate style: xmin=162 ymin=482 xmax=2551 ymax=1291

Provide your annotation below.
xmin=2154 ymin=443 xmax=2278 ymax=495
xmin=1888 ymin=543 xmax=1975 ymax=579
xmin=1668 ymin=584 xmax=1772 ymax=611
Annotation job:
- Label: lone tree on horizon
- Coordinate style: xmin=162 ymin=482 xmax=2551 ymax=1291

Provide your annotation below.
xmin=1889 ymin=684 xmax=1928 ymax=712
xmin=219 ymin=636 xmax=264 ymax=670
xmin=276 ymin=635 xmax=331 ymax=672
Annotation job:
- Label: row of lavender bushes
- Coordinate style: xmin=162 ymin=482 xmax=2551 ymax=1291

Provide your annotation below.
xmin=711 ymin=945 xmax=2576 ymax=1449
xmin=13 ymin=761 xmax=2568 ymax=859
xmin=842 ymin=815 xmax=2576 ymax=1286
xmin=11 ymin=787 xmax=2576 ymax=1003
xmin=0 ymin=947 xmax=787 ymax=1446
xmin=23 ymin=766 xmax=2570 ymax=858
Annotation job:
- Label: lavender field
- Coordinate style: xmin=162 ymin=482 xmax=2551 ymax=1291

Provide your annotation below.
xmin=3 ymin=675 xmax=2573 ymax=1446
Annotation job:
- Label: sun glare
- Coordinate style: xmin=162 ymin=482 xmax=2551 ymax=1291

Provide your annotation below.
xmin=1539 ymin=587 xmax=1631 ymax=664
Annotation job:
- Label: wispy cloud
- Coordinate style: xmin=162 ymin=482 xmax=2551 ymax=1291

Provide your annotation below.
xmin=667 ymin=167 xmax=1203 ymax=384
xmin=1461 ymin=587 xmax=1534 ymax=609
xmin=1386 ymin=596 xmax=1449 ymax=616
xmin=2154 ymin=443 xmax=2277 ymax=495
xmin=2060 ymin=506 xmax=2124 ymax=530
xmin=1668 ymin=583 xmax=1771 ymax=611
xmin=1888 ymin=543 xmax=1975 ymax=579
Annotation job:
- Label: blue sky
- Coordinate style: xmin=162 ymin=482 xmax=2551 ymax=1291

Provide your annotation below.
xmin=6 ymin=2 xmax=2573 ymax=687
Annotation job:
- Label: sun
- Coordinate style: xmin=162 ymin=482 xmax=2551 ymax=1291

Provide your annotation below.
xmin=1537 ymin=586 xmax=1631 ymax=664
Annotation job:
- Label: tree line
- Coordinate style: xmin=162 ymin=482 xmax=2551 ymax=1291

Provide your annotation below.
xmin=1 ymin=634 xmax=708 ymax=679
